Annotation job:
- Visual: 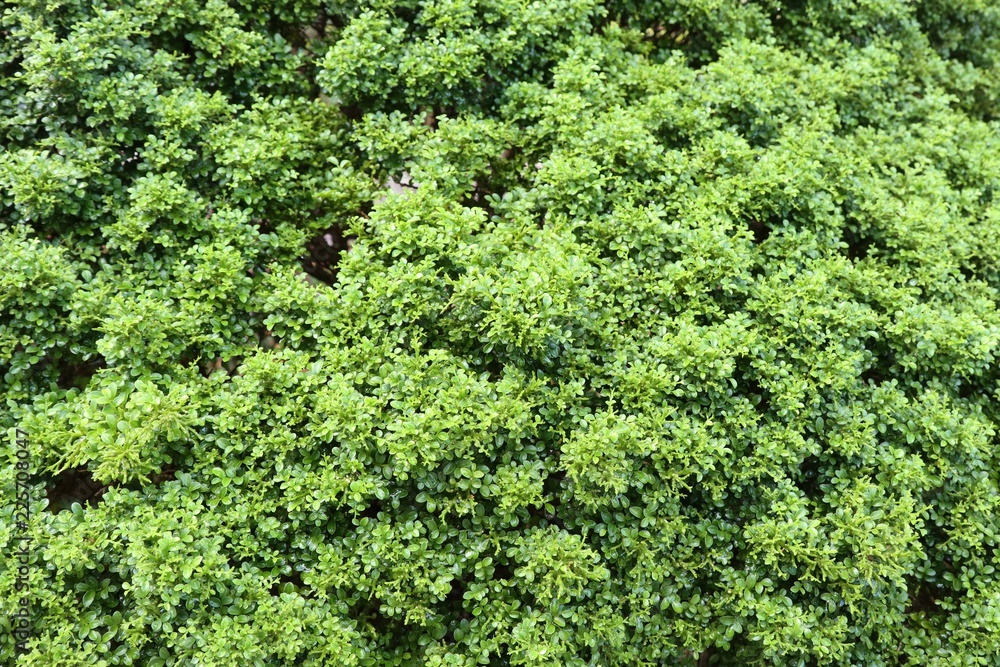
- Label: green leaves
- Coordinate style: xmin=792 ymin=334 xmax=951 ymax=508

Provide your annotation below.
xmin=317 ymin=0 xmax=605 ymax=112
xmin=6 ymin=0 xmax=1000 ymax=665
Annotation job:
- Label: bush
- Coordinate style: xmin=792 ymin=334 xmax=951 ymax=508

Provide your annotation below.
xmin=4 ymin=1 xmax=1000 ymax=665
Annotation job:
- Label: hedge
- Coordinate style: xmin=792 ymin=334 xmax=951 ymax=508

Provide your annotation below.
xmin=3 ymin=0 xmax=1000 ymax=665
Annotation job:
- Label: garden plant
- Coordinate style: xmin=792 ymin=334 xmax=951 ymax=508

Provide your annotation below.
xmin=4 ymin=0 xmax=1000 ymax=665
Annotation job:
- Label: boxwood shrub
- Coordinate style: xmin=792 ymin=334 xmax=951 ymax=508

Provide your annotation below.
xmin=4 ymin=0 xmax=1000 ymax=665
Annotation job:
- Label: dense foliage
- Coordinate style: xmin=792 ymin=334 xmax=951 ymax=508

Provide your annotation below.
xmin=4 ymin=0 xmax=1000 ymax=664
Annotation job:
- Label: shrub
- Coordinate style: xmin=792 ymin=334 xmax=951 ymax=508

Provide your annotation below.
xmin=4 ymin=1 xmax=1000 ymax=665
